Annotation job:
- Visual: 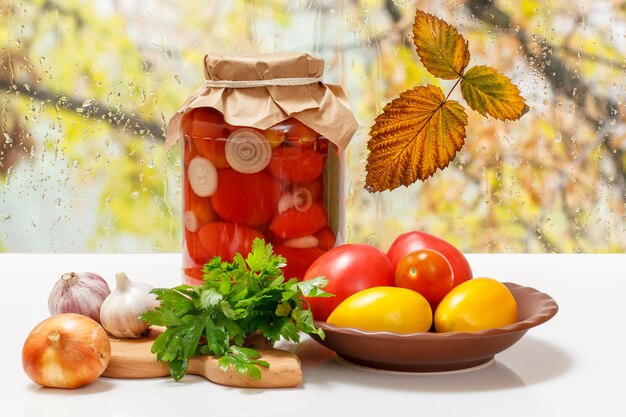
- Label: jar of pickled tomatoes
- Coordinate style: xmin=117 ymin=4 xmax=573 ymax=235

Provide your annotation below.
xmin=165 ymin=53 xmax=358 ymax=284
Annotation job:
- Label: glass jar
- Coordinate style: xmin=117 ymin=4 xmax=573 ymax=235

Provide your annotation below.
xmin=166 ymin=53 xmax=357 ymax=285
xmin=181 ymin=109 xmax=344 ymax=284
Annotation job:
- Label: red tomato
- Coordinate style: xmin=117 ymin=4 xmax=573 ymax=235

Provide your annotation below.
xmin=387 ymin=231 xmax=473 ymax=287
xmin=314 ymin=227 xmax=336 ymax=251
xmin=184 ymin=182 xmax=217 ymax=231
xmin=193 ymin=138 xmax=230 ymax=169
xmin=267 ymin=146 xmax=324 ymax=183
xmin=181 ymin=110 xmax=193 ymax=135
xmin=211 ymin=169 xmax=283 ymax=227
xmin=274 ymin=245 xmax=325 ymax=281
xmin=270 ymin=202 xmax=327 ymax=239
xmin=183 ymin=136 xmax=198 ymax=166
xmin=197 ymin=222 xmax=264 ymax=262
xmin=184 ymin=229 xmax=212 ymax=265
xmin=314 ymin=136 xmax=330 ymax=155
xmin=266 ymin=118 xmax=318 ymax=148
xmin=302 ymin=244 xmax=395 ymax=321
xmin=186 ymin=108 xmax=229 ymax=139
xmin=285 ymin=118 xmax=318 ymax=147
xmin=182 ymin=108 xmax=231 ymax=168
xmin=183 ymin=267 xmax=204 ymax=286
xmin=395 ymin=249 xmax=454 ymax=309
xmin=293 ymin=178 xmax=324 ymax=202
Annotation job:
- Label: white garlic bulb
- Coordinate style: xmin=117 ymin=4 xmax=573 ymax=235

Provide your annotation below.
xmin=99 ymin=272 xmax=160 ymax=339
xmin=48 ymin=272 xmax=111 ymax=323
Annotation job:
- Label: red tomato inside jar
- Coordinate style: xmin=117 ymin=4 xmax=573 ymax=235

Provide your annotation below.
xmin=181 ymin=109 xmax=343 ymax=285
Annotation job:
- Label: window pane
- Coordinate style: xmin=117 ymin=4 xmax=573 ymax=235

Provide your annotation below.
xmin=1 ymin=0 xmax=623 ymax=253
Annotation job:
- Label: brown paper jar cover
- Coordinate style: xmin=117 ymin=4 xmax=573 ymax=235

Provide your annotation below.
xmin=166 ymin=53 xmax=359 ymax=150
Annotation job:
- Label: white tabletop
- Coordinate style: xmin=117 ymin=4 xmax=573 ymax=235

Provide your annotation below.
xmin=1 ymin=253 xmax=624 ymax=417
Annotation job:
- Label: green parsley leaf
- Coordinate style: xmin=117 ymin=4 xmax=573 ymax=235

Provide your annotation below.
xmin=293 ymin=276 xmax=334 ymax=298
xmin=143 ymin=238 xmax=331 ymax=381
xmin=218 ymin=346 xmax=269 ymax=380
xmin=198 ymin=288 xmax=223 ymax=308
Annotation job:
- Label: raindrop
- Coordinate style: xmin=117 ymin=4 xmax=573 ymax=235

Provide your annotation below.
xmin=73 ymin=160 xmax=79 ymax=170
xmin=147 ymin=158 xmax=154 ymax=168
xmin=82 ymin=99 xmax=95 ymax=107
xmin=3 ymin=132 xmax=12 ymax=145
xmin=55 ymin=198 xmax=61 ymax=207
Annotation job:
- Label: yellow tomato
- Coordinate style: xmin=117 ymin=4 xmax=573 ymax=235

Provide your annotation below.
xmin=434 ymin=277 xmax=518 ymax=332
xmin=327 ymin=286 xmax=432 ymax=333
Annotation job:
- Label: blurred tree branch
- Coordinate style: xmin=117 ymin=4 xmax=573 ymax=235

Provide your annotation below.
xmin=465 ymin=0 xmax=625 ymax=190
xmin=561 ymin=44 xmax=625 ymax=71
xmin=0 ymin=77 xmax=165 ymax=140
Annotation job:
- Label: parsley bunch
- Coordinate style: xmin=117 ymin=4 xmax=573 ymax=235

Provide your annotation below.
xmin=141 ymin=238 xmax=330 ymax=381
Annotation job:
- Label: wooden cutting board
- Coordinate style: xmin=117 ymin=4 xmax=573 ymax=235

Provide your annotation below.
xmin=103 ymin=327 xmax=302 ymax=388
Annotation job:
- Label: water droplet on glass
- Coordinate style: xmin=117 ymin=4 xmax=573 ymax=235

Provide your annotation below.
xmin=131 ymin=191 xmax=139 ymax=199
xmin=82 ymin=99 xmax=95 ymax=107
xmin=55 ymin=198 xmax=61 ymax=207
xmin=147 ymin=159 xmax=154 ymax=168
xmin=73 ymin=160 xmax=79 ymax=170
xmin=3 ymin=132 xmax=12 ymax=145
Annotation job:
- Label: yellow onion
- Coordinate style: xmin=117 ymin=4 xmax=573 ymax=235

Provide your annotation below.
xmin=22 ymin=313 xmax=111 ymax=389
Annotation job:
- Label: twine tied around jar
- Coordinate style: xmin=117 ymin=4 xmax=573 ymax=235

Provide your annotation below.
xmin=204 ymin=76 xmax=324 ymax=88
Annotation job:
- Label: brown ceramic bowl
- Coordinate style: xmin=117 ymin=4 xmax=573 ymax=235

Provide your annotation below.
xmin=310 ymin=282 xmax=558 ymax=372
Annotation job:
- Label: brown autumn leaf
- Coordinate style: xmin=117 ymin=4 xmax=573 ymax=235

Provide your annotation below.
xmin=412 ymin=10 xmax=470 ymax=80
xmin=365 ymin=85 xmax=468 ymax=192
xmin=461 ymin=65 xmax=528 ymax=121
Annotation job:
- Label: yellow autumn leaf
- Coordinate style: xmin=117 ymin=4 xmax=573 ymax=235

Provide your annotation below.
xmin=412 ymin=10 xmax=470 ymax=80
xmin=461 ymin=65 xmax=528 ymax=121
xmin=365 ymin=85 xmax=468 ymax=192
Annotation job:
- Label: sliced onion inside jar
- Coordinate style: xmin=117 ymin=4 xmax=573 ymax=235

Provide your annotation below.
xmin=293 ymin=187 xmax=313 ymax=212
xmin=184 ymin=211 xmax=199 ymax=232
xmin=188 ymin=156 xmax=218 ymax=197
xmin=225 ymin=128 xmax=272 ymax=174
xmin=278 ymin=187 xmax=313 ymax=214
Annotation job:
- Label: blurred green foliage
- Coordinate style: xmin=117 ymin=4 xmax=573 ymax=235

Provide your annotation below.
xmin=1 ymin=0 xmax=624 ymax=253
